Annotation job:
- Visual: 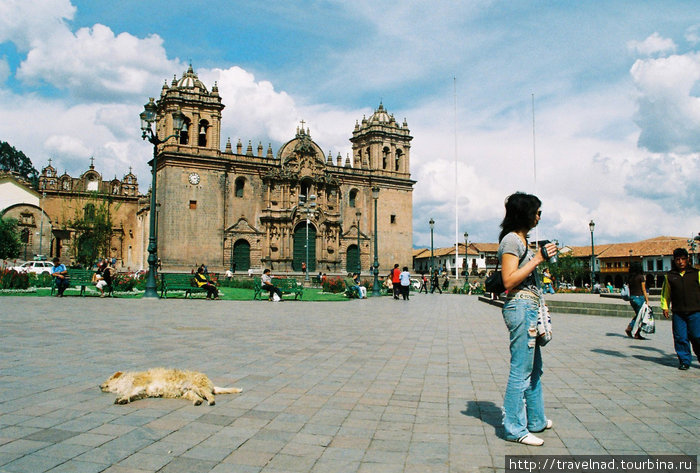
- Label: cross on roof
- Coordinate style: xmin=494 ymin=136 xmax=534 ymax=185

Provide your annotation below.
xmin=89 ymin=156 xmax=95 ymax=167
xmin=47 ymin=157 xmax=52 ymax=167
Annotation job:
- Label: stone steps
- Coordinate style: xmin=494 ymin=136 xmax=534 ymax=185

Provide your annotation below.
xmin=478 ymin=296 xmax=662 ymax=318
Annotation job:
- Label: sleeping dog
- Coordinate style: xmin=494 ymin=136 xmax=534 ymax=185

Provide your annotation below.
xmin=100 ymin=368 xmax=242 ymax=405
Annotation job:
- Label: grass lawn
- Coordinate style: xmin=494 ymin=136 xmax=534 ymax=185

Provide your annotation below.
xmin=0 ymin=286 xmax=351 ymax=301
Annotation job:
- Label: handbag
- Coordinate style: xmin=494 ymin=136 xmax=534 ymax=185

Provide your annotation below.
xmin=620 ymin=284 xmax=630 ymax=301
xmin=536 ymin=296 xmax=552 ymax=346
xmin=639 ymin=303 xmax=655 ymax=335
xmin=485 ymin=268 xmax=505 ymax=294
xmin=485 ymin=249 xmax=527 ymax=295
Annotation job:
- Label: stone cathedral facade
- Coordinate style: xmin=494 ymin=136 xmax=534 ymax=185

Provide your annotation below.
xmin=151 ymin=66 xmax=415 ymax=273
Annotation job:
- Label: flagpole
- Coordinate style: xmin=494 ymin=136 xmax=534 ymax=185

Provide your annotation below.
xmin=532 ymin=93 xmax=538 ymax=248
xmin=454 ymin=77 xmax=459 ymax=282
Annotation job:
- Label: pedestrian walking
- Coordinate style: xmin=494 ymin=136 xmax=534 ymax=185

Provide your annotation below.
xmin=497 ymin=192 xmax=557 ymax=446
xmin=625 ymin=261 xmax=650 ymax=339
xmin=660 ymin=248 xmax=700 ymax=370
xmin=430 ymin=270 xmax=442 ymax=294
xmin=390 ymin=264 xmax=401 ymax=299
xmin=419 ymin=273 xmax=428 ymax=293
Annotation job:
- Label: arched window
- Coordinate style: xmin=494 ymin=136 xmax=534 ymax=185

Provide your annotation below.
xmin=198 ymin=120 xmax=209 ymax=147
xmin=180 ymin=118 xmax=191 ymax=145
xmin=235 ymin=178 xmax=245 ymax=198
xmin=395 ymin=149 xmax=402 ymax=171
xmin=349 ymin=189 xmax=357 ymax=208
xmin=84 ymin=203 xmax=96 ymax=222
xmin=300 ymin=180 xmax=312 ymax=203
xmin=382 ymin=147 xmax=389 ymax=170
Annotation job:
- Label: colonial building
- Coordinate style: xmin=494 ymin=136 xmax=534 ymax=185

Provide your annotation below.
xmin=151 ymin=66 xmax=415 ymax=273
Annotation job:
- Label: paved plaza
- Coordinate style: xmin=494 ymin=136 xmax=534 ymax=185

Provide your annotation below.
xmin=0 ymin=294 xmax=698 ymax=473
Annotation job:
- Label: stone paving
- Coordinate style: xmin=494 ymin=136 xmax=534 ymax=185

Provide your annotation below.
xmin=0 ymin=294 xmax=697 ymax=473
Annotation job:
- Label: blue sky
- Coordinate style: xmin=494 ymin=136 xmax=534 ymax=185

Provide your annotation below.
xmin=1 ymin=0 xmax=699 ymax=249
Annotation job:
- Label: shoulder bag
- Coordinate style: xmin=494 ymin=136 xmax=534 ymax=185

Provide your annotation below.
xmin=485 ymin=249 xmax=527 ymax=295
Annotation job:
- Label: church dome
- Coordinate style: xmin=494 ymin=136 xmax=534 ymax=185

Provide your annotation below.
xmin=369 ymin=102 xmax=391 ymax=124
xmin=175 ymin=65 xmax=209 ymax=93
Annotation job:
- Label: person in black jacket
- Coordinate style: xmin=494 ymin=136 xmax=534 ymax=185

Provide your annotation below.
xmin=660 ymin=248 xmax=700 ymax=370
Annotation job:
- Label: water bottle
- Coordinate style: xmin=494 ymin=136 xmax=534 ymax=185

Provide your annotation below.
xmin=541 ymin=240 xmax=558 ymax=264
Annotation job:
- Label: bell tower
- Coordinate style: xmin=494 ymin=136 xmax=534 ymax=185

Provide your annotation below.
xmin=350 ymin=102 xmax=412 ymax=176
xmin=156 ymin=65 xmax=224 ymax=152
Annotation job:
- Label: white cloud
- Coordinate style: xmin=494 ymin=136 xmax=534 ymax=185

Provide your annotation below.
xmin=0 ymin=55 xmax=9 ymax=83
xmin=17 ymin=24 xmax=180 ymax=101
xmin=630 ymin=51 xmax=700 ymax=153
xmin=0 ymin=0 xmax=75 ymax=51
xmin=685 ymin=24 xmax=700 ymax=45
xmin=627 ymin=33 xmax=676 ymax=56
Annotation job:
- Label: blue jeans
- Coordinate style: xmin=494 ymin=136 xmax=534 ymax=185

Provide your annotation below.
xmin=628 ymin=295 xmax=645 ymax=331
xmin=672 ymin=311 xmax=700 ymax=365
xmin=543 ymin=283 xmax=554 ymax=294
xmin=502 ymin=298 xmax=547 ymax=440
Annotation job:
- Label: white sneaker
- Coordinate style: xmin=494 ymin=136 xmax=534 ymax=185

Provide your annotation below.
xmin=532 ymin=419 xmax=553 ymax=432
xmin=512 ymin=433 xmax=544 ymax=446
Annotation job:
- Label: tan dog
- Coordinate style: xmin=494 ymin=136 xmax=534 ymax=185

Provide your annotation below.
xmin=100 ymin=368 xmax=242 ymax=405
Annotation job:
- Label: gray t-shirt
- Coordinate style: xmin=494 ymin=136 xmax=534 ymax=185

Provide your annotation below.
xmin=497 ymin=232 xmax=539 ymax=292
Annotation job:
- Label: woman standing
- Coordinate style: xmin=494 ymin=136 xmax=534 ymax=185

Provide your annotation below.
xmin=497 ymin=192 xmax=557 ymax=446
xmin=625 ymin=262 xmax=649 ymax=339
xmin=399 ymin=266 xmax=411 ymax=300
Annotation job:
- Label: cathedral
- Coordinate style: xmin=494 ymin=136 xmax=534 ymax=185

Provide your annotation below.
xmin=152 ymin=66 xmax=415 ymax=273
xmin=6 ymin=66 xmax=416 ymax=275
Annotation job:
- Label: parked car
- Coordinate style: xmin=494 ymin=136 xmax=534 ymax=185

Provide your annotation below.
xmin=558 ymin=282 xmax=576 ymax=290
xmin=11 ymin=261 xmax=54 ymax=275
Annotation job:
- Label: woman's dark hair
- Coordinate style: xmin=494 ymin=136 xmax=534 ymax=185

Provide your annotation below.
xmin=629 ymin=261 xmax=643 ymax=275
xmin=498 ymin=192 xmax=542 ymax=242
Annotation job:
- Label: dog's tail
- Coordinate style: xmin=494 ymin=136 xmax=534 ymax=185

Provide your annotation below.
xmin=213 ymin=386 xmax=242 ymax=394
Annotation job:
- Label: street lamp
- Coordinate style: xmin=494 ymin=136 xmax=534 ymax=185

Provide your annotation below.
xmin=688 ymin=233 xmax=700 ymax=267
xmin=589 ymin=220 xmax=595 ymax=289
xmin=464 ymin=231 xmax=468 ymax=280
xmin=302 ymin=194 xmax=316 ymax=281
xmin=371 ymin=186 xmax=381 ymax=296
xmin=429 ymin=218 xmax=435 ymax=277
xmin=140 ymin=98 xmax=186 ymax=298
xmin=38 ymin=192 xmax=46 ymax=257
xmin=356 ymin=210 xmax=362 ymax=274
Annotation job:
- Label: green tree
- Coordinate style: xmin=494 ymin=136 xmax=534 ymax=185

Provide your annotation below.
xmin=0 ymin=141 xmax=39 ymax=187
xmin=68 ymin=199 xmax=113 ymax=267
xmin=547 ymin=254 xmax=586 ymax=285
xmin=0 ymin=216 xmax=22 ymax=260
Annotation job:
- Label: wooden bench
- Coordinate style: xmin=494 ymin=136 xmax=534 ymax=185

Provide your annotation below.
xmin=51 ymin=269 xmax=94 ymax=297
xmin=160 ymin=273 xmax=208 ymax=299
xmin=253 ymin=277 xmax=303 ymax=300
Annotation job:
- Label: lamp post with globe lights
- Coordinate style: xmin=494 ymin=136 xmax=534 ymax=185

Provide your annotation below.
xmin=371 ymin=186 xmax=381 ymax=296
xmin=139 ymin=98 xmax=186 ymax=298
xmin=429 ymin=218 xmax=435 ymax=276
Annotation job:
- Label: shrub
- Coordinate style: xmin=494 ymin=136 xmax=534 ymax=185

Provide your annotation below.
xmin=218 ymin=278 xmax=256 ymax=289
xmin=322 ymin=276 xmax=346 ymax=293
xmin=0 ymin=269 xmax=29 ymax=289
xmin=112 ymin=273 xmax=137 ymax=292
xmin=28 ymin=272 xmax=53 ymax=288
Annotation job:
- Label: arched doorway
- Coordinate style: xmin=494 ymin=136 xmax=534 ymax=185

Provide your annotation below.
xmin=346 ymin=245 xmax=360 ymax=273
xmin=233 ymin=239 xmax=250 ymax=272
xmin=293 ymin=223 xmax=316 ymax=272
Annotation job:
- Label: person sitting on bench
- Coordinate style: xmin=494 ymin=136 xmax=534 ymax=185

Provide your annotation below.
xmin=261 ymin=268 xmax=283 ymax=301
xmin=194 ymin=266 xmax=220 ymax=300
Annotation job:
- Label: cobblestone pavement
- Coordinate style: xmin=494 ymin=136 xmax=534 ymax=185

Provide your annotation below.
xmin=0 ymin=294 xmax=697 ymax=473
